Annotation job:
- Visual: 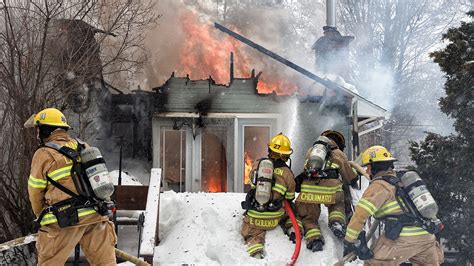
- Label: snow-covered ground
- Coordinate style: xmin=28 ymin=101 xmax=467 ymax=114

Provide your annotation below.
xmin=112 ymin=171 xmax=369 ymax=265
xmin=153 ymin=191 xmax=363 ymax=265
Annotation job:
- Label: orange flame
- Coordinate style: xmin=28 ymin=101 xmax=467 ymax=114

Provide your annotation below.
xmin=206 ymin=177 xmax=222 ymax=193
xmin=244 ymin=151 xmax=253 ymax=185
xmin=179 ymin=10 xmax=298 ymax=95
xmin=180 ymin=11 xmax=251 ymax=84
xmin=257 ymin=78 xmax=298 ymax=94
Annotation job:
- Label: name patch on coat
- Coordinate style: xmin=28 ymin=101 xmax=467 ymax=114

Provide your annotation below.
xmin=298 ymin=192 xmax=336 ymax=204
xmin=249 ymin=217 xmax=279 ymax=229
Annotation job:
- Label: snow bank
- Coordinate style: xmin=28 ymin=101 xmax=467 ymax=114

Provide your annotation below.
xmin=154 ymin=191 xmax=362 ymax=265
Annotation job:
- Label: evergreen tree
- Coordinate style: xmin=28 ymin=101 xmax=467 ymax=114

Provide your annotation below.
xmin=410 ymin=11 xmax=474 ymax=264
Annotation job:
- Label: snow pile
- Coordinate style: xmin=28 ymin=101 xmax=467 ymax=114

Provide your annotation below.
xmin=110 ymin=170 xmax=143 ymax=186
xmin=154 ymin=191 xmax=361 ymax=265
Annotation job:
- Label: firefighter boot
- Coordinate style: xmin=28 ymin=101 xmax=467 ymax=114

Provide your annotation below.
xmin=329 ymin=221 xmax=346 ymax=240
xmin=281 ymin=225 xmax=300 ymax=244
xmin=251 ymin=251 xmax=264 ymax=259
xmin=307 ymin=239 xmax=324 ymax=252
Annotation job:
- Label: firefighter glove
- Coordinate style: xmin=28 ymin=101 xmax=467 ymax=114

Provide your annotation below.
xmin=350 ymin=175 xmax=360 ymax=189
xmin=357 ymin=231 xmax=374 ymax=260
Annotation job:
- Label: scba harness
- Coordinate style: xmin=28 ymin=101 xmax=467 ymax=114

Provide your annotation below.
xmin=36 ymin=140 xmax=114 ymax=228
xmin=241 ymin=159 xmax=288 ymax=213
xmin=377 ymin=175 xmax=441 ymax=240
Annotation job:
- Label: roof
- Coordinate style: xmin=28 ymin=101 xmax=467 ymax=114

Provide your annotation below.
xmin=213 ymin=22 xmax=386 ymax=120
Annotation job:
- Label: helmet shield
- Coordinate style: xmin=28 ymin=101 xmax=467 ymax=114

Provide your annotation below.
xmin=24 ymin=114 xmax=36 ymax=128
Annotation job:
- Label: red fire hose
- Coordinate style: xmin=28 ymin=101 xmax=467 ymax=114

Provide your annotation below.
xmin=284 ymin=200 xmax=301 ymax=266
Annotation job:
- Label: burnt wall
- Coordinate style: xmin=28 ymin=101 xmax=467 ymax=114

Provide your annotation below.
xmin=107 ymin=91 xmax=153 ymax=160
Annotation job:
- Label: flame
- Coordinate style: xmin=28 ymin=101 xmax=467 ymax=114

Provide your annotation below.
xmin=179 ymin=10 xmax=298 ymax=95
xmin=257 ymin=78 xmax=298 ymax=94
xmin=206 ymin=177 xmax=222 ymax=192
xmin=180 ymin=11 xmax=251 ymax=84
xmin=244 ymin=151 xmax=253 ymax=185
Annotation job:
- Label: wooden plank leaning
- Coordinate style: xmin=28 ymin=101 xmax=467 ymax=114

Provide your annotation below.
xmin=140 ymin=168 xmax=162 ymax=263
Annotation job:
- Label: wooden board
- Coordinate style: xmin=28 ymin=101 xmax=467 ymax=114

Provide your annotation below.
xmin=114 ymin=185 xmax=149 ymax=210
xmin=140 ymin=168 xmax=162 ymax=261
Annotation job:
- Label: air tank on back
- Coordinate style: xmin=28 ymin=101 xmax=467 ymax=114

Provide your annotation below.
xmin=305 ymin=136 xmax=331 ymax=172
xmin=254 ymin=159 xmax=274 ymax=210
xmin=400 ymin=171 xmax=438 ymax=220
xmin=81 ymin=147 xmax=115 ymax=201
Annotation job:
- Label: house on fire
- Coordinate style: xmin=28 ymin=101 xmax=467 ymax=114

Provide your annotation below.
xmin=106 ymin=67 xmax=386 ymax=194
xmin=105 ymin=13 xmax=386 ymax=194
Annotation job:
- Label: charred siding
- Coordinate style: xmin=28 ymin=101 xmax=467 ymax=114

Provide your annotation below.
xmin=154 ymin=77 xmax=291 ymax=114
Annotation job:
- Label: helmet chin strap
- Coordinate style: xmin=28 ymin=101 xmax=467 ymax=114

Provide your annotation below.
xmin=268 ymin=150 xmax=291 ymax=167
xmin=268 ymin=151 xmax=279 ymax=160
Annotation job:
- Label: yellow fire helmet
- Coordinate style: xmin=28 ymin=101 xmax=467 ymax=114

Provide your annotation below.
xmin=268 ymin=133 xmax=293 ymax=155
xmin=24 ymin=108 xmax=70 ymax=128
xmin=361 ymin=145 xmax=397 ymax=166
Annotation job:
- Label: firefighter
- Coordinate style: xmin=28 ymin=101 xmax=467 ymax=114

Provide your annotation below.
xmin=295 ymin=130 xmax=358 ymax=252
xmin=240 ymin=133 xmax=299 ymax=259
xmin=343 ymin=145 xmax=444 ymax=265
xmin=24 ymin=108 xmax=117 ymax=265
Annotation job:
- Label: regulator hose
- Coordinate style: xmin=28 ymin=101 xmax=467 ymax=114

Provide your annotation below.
xmin=284 ymin=200 xmax=301 ymax=266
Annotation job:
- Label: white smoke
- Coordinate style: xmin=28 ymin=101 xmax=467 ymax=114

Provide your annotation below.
xmin=355 ymin=66 xmax=395 ymax=112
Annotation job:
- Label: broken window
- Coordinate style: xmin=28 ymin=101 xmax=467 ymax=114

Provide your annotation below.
xmin=243 ymin=126 xmax=270 ymax=192
xmin=160 ymin=126 xmax=186 ymax=192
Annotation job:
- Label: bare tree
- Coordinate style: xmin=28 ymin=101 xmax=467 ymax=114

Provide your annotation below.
xmin=338 ymin=0 xmax=469 ymax=164
xmin=0 ymin=0 xmax=156 ymax=260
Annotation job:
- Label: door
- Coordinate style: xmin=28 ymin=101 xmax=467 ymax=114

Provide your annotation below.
xmin=159 ymin=126 xmax=186 ymax=192
xmin=201 ymin=125 xmax=228 ymax=192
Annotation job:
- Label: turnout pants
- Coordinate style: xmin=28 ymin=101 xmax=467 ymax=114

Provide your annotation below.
xmin=241 ymin=215 xmax=293 ymax=256
xmin=296 ymin=190 xmax=346 ymax=242
xmin=365 ymin=234 xmax=444 ymax=266
xmin=36 ymin=220 xmax=117 ymax=266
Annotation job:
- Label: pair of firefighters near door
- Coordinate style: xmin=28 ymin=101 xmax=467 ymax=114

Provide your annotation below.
xmin=25 ymin=108 xmax=117 ymax=265
xmin=241 ymin=132 xmax=443 ymax=265
xmin=241 ymin=131 xmax=357 ymax=258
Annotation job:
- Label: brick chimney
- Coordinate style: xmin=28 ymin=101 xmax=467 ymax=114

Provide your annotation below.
xmin=312 ymin=0 xmax=354 ymax=80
